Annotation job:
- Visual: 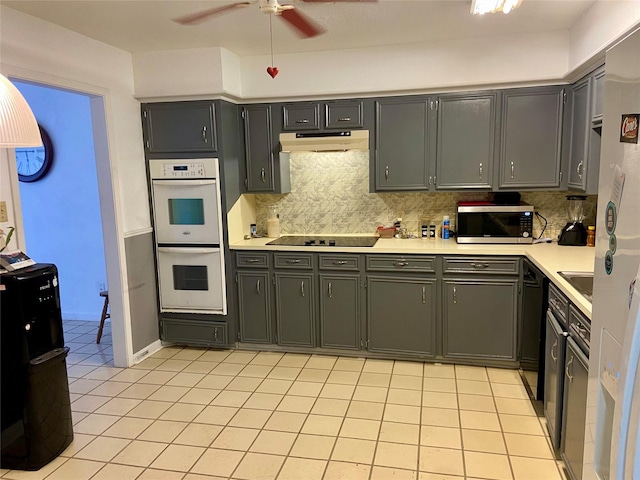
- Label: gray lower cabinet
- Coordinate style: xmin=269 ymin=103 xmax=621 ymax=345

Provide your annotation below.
xmin=375 ymin=97 xmax=430 ymax=191
xmin=498 ymin=86 xmax=566 ymax=189
xmin=237 ymin=272 xmax=271 ymax=344
xmin=561 ymin=337 xmax=589 ymax=480
xmin=435 ymin=93 xmax=496 ymax=190
xmin=442 ymin=278 xmax=519 ymax=361
xmin=319 ymin=274 xmax=361 ymax=350
xmin=544 ymin=310 xmax=568 ymax=451
xmin=161 ymin=317 xmax=227 ymax=347
xmin=274 ymin=273 xmax=316 ymax=347
xmin=367 ymin=276 xmax=436 ymax=356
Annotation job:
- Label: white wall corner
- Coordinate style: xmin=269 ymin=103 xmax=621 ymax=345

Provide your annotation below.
xmin=132 ymin=47 xmax=226 ymax=99
xmin=220 ymin=47 xmax=243 ymax=99
xmin=227 ymin=194 xmax=256 ymax=244
xmin=568 ymin=0 xmax=640 ymax=79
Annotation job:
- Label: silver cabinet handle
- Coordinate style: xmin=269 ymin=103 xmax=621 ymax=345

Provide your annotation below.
xmin=337 ymin=117 xmax=352 ymax=122
xmin=214 ymin=328 xmax=218 ymax=341
xmin=202 ymin=126 xmax=208 ymax=143
xmin=301 ymin=281 xmax=305 ymax=297
xmin=566 ymin=355 xmax=574 ymax=382
xmin=256 ymin=279 xmax=261 ymax=295
xmin=295 ymin=119 xmax=309 ymax=124
xmin=385 ymin=166 xmax=389 ymax=181
xmin=392 ymin=261 xmax=409 ymax=267
xmin=422 ymin=286 xmax=426 ymax=304
xmin=510 ymin=161 xmax=515 ymax=179
xmin=261 ymin=168 xmax=266 ymax=183
xmin=287 ymin=259 xmax=301 ymax=264
xmin=246 ymin=258 xmax=260 ymax=264
xmin=333 ymin=260 xmax=348 ymax=265
xmin=470 ymin=263 xmax=490 ymax=269
xmin=328 ymin=282 xmax=332 ymax=298
xmin=428 ymin=176 xmax=432 ymax=185
xmin=453 ymin=286 xmax=457 ymax=304
xmin=479 ymin=163 xmax=483 ymax=180
xmin=551 ymin=338 xmax=558 ymax=361
xmin=433 ymin=176 xmax=436 ymax=184
xmin=577 ymin=161 xmax=583 ymax=180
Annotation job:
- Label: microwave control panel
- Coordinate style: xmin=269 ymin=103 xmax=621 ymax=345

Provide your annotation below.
xmin=520 ymin=211 xmax=534 ymax=237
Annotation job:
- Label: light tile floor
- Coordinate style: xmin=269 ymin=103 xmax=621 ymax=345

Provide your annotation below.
xmin=1 ymin=320 xmax=568 ymax=480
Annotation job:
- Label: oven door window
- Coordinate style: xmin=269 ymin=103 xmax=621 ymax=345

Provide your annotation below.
xmin=168 ymin=199 xmax=205 ymax=226
xmin=172 ymin=265 xmax=208 ymax=291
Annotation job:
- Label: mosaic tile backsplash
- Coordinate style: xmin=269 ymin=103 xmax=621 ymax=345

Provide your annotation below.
xmin=253 ymin=151 xmax=598 ymax=240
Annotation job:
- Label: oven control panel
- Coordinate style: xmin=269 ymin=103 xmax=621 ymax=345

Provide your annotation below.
xmin=149 ymin=158 xmax=219 ymax=179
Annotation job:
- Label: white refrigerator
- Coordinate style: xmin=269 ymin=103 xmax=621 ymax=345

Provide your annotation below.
xmin=584 ymin=27 xmax=640 ymax=480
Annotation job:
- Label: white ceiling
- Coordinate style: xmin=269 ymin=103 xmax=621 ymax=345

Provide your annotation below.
xmin=4 ymin=0 xmax=596 ymax=57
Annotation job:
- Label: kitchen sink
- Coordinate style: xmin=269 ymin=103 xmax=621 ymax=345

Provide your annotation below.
xmin=558 ymin=271 xmax=594 ymax=303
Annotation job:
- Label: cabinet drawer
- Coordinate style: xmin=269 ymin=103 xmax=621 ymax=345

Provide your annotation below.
xmin=283 ymin=104 xmax=320 ymax=130
xmin=325 ymin=101 xmax=364 ymax=129
xmin=319 ymin=254 xmax=360 ymax=271
xmin=366 ymin=255 xmax=436 ymax=273
xmin=274 ymin=253 xmax=314 ymax=269
xmin=548 ymin=282 xmax=569 ymax=325
xmin=568 ymin=305 xmax=590 ymax=356
xmin=236 ymin=252 xmax=269 ymax=269
xmin=161 ymin=318 xmax=227 ymax=347
xmin=442 ymin=257 xmax=520 ymax=275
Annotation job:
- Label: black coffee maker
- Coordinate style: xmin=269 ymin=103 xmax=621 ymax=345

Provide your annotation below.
xmin=559 ymin=195 xmax=588 ymax=246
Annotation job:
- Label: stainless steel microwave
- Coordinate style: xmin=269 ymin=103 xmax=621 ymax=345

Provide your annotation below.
xmin=456 ymin=204 xmax=534 ymax=244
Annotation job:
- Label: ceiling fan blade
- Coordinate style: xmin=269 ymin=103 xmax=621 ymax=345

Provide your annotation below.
xmin=174 ymin=2 xmax=251 ymax=25
xmin=280 ymin=8 xmax=326 ymax=38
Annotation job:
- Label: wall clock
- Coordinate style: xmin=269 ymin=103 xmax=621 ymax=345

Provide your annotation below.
xmin=15 ymin=125 xmax=54 ymax=183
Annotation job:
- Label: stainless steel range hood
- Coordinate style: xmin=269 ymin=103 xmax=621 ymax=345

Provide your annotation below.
xmin=280 ymin=130 xmax=369 ymax=152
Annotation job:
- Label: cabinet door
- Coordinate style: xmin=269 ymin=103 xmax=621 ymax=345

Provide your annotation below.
xmin=592 ymin=66 xmax=605 ymax=124
xmin=243 ymin=105 xmax=275 ymax=192
xmin=561 ymin=338 xmax=589 ymax=480
xmin=435 ymin=93 xmax=495 ymax=189
xmin=238 ymin=272 xmax=272 ymax=344
xmin=442 ymin=279 xmax=518 ymax=361
xmin=325 ymin=101 xmax=364 ymax=129
xmin=283 ymin=103 xmax=321 ymax=130
xmin=498 ymin=87 xmax=565 ymax=189
xmin=319 ymin=274 xmax=361 ymax=350
xmin=144 ymin=102 xmax=217 ymax=153
xmin=367 ymin=276 xmax=436 ymax=356
xmin=275 ymin=273 xmax=316 ymax=347
xmin=544 ymin=311 xmax=567 ymax=451
xmin=375 ymin=98 xmax=430 ymax=191
xmin=568 ymin=77 xmax=592 ymax=191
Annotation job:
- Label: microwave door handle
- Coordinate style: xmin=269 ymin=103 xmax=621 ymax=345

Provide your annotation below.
xmin=157 ymin=247 xmax=220 ymax=254
xmin=152 ymin=179 xmax=217 ymax=187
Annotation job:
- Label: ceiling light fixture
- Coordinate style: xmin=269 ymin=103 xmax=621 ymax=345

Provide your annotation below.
xmin=0 ymin=74 xmax=42 ymax=147
xmin=471 ymin=0 xmax=523 ymax=15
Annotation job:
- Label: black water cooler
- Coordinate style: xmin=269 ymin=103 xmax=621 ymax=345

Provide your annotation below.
xmin=1 ymin=264 xmax=73 ymax=470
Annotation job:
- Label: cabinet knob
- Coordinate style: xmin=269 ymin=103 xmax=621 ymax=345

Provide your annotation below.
xmin=577 ymin=161 xmax=584 ymax=180
xmin=385 ymin=166 xmax=390 ymax=181
xmin=392 ymin=261 xmax=409 ymax=267
xmin=422 ymin=285 xmax=426 ymax=304
xmin=256 ymin=279 xmax=261 ymax=295
xmin=470 ymin=263 xmax=490 ymax=269
xmin=261 ymin=168 xmax=266 ymax=183
xmin=301 ymin=281 xmax=305 ymax=297
xmin=510 ymin=162 xmax=515 ymax=179
xmin=337 ymin=117 xmax=352 ymax=122
xmin=333 ymin=260 xmax=348 ymax=265
xmin=287 ymin=259 xmax=301 ymax=264
xmin=295 ymin=119 xmax=309 ymax=124
xmin=202 ymin=126 xmax=208 ymax=143
xmin=328 ymin=282 xmax=333 ymax=298
xmin=453 ymin=286 xmax=457 ymax=304
xmin=479 ymin=163 xmax=483 ymax=180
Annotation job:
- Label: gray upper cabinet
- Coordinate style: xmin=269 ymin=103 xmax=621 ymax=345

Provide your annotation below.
xmin=243 ymin=105 xmax=291 ymax=194
xmin=319 ymin=274 xmax=361 ymax=350
xmin=592 ymin=65 xmax=605 ymax=124
xmin=568 ymin=67 xmax=603 ymax=194
xmin=237 ymin=272 xmax=272 ymax=344
xmin=142 ymin=101 xmax=218 ymax=154
xmin=325 ymin=101 xmax=364 ymax=129
xmin=442 ymin=278 xmax=519 ymax=361
xmin=375 ymin=97 xmax=430 ymax=191
xmin=435 ymin=93 xmax=496 ymax=190
xmin=498 ymin=87 xmax=566 ymax=189
xmin=283 ymin=103 xmax=321 ymax=131
xmin=367 ymin=276 xmax=436 ymax=356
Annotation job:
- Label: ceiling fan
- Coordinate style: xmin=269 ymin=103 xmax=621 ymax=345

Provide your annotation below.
xmin=174 ymin=0 xmax=377 ymax=39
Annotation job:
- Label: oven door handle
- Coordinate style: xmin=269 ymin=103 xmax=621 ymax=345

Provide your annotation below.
xmin=152 ymin=179 xmax=217 ymax=187
xmin=158 ymin=247 xmax=220 ymax=254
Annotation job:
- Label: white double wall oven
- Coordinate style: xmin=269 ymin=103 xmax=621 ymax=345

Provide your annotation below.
xmin=150 ymin=158 xmax=226 ymax=315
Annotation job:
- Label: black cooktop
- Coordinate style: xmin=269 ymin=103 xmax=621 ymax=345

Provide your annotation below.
xmin=266 ymin=236 xmax=378 ymax=247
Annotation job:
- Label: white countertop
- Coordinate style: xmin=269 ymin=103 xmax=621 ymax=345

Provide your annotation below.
xmin=231 ymin=237 xmax=595 ymax=318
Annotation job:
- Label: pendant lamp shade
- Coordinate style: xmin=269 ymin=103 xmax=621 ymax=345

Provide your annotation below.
xmin=0 ymin=74 xmax=42 ymax=147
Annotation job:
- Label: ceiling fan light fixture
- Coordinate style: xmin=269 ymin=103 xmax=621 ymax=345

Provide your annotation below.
xmin=471 ymin=0 xmax=522 ymax=15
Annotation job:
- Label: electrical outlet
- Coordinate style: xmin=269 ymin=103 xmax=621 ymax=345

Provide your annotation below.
xmin=0 ymin=201 xmax=8 ymax=223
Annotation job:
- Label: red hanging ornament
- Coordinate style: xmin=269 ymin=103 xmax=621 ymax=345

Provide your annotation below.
xmin=266 ymin=15 xmax=279 ymax=79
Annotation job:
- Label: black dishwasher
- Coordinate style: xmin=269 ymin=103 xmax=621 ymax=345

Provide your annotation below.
xmin=520 ymin=259 xmax=549 ymax=400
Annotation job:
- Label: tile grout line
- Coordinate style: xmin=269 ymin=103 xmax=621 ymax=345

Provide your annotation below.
xmin=454 ymin=365 xmax=468 ymax=480
xmin=365 ymin=360 xmax=393 ymax=480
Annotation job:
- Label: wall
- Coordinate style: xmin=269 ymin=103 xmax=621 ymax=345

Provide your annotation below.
xmin=15 ymin=80 xmax=107 ymax=321
xmin=251 ymin=151 xmax=597 ymax=240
